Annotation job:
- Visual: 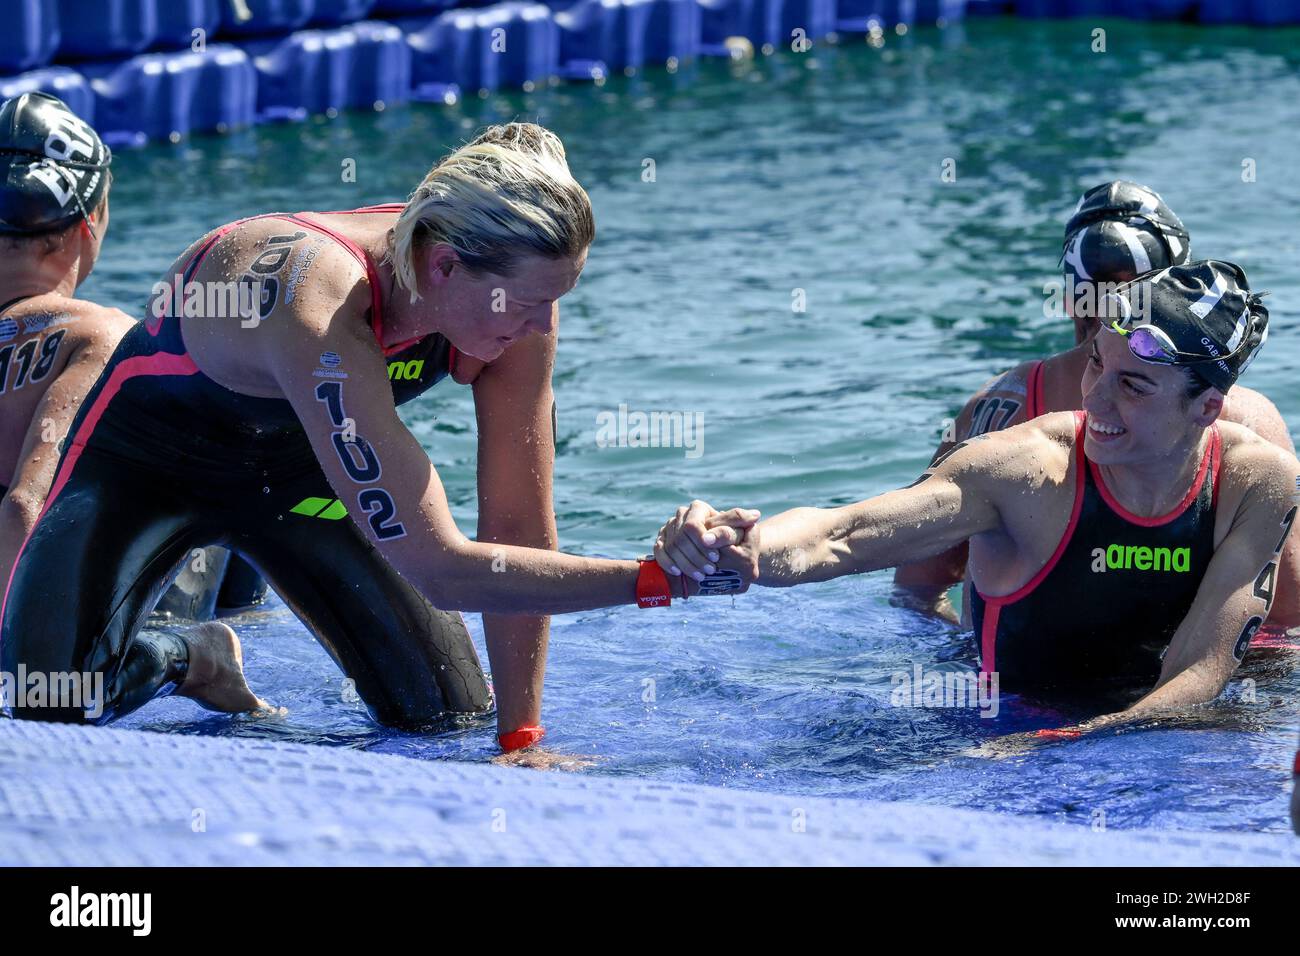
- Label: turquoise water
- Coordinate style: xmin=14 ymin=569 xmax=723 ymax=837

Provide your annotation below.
xmin=107 ymin=19 xmax=1300 ymax=831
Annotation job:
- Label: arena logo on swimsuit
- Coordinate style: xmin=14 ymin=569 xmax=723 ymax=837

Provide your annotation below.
xmin=1091 ymin=544 xmax=1191 ymax=573
xmin=387 ymin=359 xmax=424 ymax=381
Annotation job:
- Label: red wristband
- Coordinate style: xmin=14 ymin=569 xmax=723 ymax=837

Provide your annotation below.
xmin=1293 ymin=750 xmax=1300 ymax=776
xmin=498 ymin=725 xmax=545 ymax=752
xmin=636 ymin=559 xmax=672 ymax=609
xmin=1033 ymin=728 xmax=1082 ymax=740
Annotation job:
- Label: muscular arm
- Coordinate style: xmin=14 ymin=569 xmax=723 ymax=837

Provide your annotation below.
xmin=471 ymin=310 xmax=559 ymax=734
xmin=755 ymin=432 xmax=1013 ymax=588
xmin=892 ymin=368 xmax=1031 ymax=622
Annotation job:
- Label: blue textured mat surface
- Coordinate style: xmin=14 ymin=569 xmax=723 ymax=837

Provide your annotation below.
xmin=1 ymin=720 xmax=1296 ymax=865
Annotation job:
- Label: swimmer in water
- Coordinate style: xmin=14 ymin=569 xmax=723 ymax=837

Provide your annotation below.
xmin=0 ymin=92 xmax=271 ymax=708
xmin=0 ymin=92 xmax=268 ymax=623
xmin=0 ymin=122 xmax=759 ymax=755
xmin=658 ymin=261 xmax=1297 ymax=742
xmin=894 ymin=181 xmax=1300 ymax=628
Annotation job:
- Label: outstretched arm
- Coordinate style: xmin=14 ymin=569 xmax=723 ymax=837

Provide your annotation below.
xmin=656 ymin=432 xmax=1014 ymax=588
xmin=893 ymin=368 xmax=1032 ymax=622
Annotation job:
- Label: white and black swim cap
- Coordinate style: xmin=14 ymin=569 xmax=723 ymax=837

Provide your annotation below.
xmin=0 ymin=92 xmax=111 ymax=236
xmin=1118 ymin=260 xmax=1268 ymax=393
xmin=1062 ymin=181 xmax=1190 ymax=284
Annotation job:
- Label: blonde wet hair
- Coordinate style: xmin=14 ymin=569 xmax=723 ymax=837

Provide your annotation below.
xmin=389 ymin=122 xmax=595 ymax=301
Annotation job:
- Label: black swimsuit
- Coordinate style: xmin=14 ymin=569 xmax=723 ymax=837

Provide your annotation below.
xmin=0 ymin=205 xmax=492 ymax=726
xmin=970 ymin=411 xmax=1221 ymax=693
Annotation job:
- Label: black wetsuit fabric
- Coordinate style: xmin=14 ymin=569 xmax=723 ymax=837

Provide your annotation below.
xmin=970 ymin=411 xmax=1220 ymax=692
xmin=0 ymin=205 xmax=492 ymax=725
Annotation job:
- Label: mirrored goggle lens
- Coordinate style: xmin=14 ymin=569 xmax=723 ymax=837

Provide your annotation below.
xmin=1127 ymin=326 xmax=1177 ymax=363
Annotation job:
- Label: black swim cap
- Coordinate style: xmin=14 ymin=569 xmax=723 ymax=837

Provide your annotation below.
xmin=1062 ymin=181 xmax=1190 ymax=284
xmin=1114 ymin=260 xmax=1268 ymax=393
xmin=0 ymin=92 xmax=111 ymax=237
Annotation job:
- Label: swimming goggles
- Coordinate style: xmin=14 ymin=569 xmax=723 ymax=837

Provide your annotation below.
xmin=1105 ymin=292 xmax=1251 ymax=369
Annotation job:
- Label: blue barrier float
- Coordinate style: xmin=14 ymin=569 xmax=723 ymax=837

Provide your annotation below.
xmin=697 ymin=0 xmax=784 ymax=54
xmin=372 ymin=0 xmax=458 ymax=11
xmin=1013 ymin=0 xmax=1061 ymax=14
xmin=917 ymin=0 xmax=966 ymax=22
xmin=0 ymin=67 xmax=94 ymax=122
xmin=782 ymin=0 xmax=836 ymax=46
xmin=244 ymin=29 xmax=353 ymax=120
xmin=247 ymin=20 xmax=410 ymax=120
xmin=311 ymin=0 xmax=380 ymax=23
xmin=0 ymin=0 xmax=60 ymax=73
xmin=645 ymin=0 xmax=702 ymax=63
xmin=56 ymin=0 xmax=158 ymax=61
xmin=556 ymin=0 xmax=698 ymax=78
xmin=1128 ymin=0 xmax=1196 ymax=17
xmin=402 ymin=3 xmax=558 ymax=100
xmin=1242 ymin=0 xmax=1300 ymax=24
xmin=1197 ymin=0 xmax=1248 ymax=23
xmin=219 ymin=0 xmax=317 ymax=36
xmin=84 ymin=44 xmax=256 ymax=146
xmin=154 ymin=0 xmax=222 ymax=49
xmin=836 ymin=0 xmax=920 ymax=33
xmin=349 ymin=20 xmax=412 ymax=106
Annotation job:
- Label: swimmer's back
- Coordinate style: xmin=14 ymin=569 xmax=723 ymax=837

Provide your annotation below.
xmin=0 ymin=293 xmax=132 ymax=487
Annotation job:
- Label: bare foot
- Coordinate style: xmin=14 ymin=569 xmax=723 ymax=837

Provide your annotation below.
xmin=174 ymin=622 xmax=273 ymax=714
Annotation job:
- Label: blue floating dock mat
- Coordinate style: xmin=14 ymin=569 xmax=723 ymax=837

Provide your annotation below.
xmin=218 ymin=0 xmax=317 ymax=37
xmin=0 ymin=0 xmax=60 ymax=73
xmin=556 ymin=0 xmax=700 ymax=78
xmin=245 ymin=22 xmax=410 ymax=120
xmin=154 ymin=0 xmax=222 ymax=49
xmin=1 ymin=720 xmax=1297 ymax=866
xmin=401 ymin=2 xmax=558 ymax=100
xmin=84 ymin=44 xmax=257 ymax=147
xmin=0 ymin=67 xmax=94 ymax=123
xmin=56 ymin=0 xmax=158 ymax=61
